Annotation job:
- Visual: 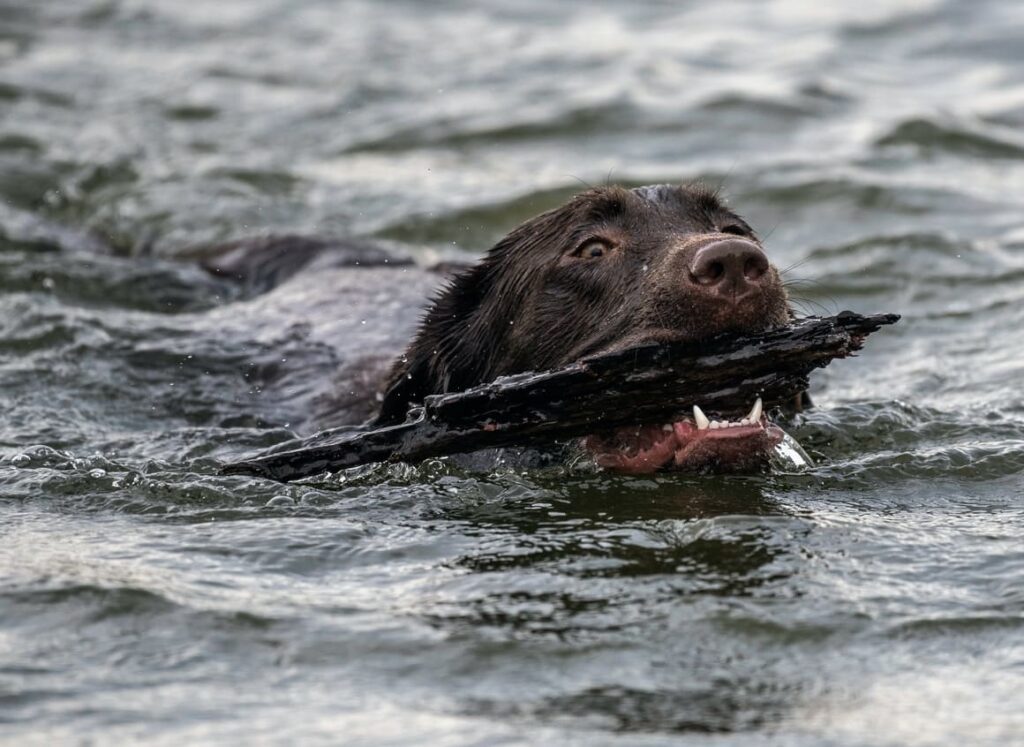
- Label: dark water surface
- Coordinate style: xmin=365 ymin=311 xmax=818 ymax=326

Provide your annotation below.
xmin=3 ymin=1 xmax=1024 ymax=744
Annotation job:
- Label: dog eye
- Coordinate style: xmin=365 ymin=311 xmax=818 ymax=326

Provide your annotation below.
xmin=574 ymin=239 xmax=612 ymax=259
xmin=720 ymin=224 xmax=748 ymax=237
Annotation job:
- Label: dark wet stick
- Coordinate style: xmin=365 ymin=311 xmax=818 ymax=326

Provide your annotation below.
xmin=221 ymin=311 xmax=899 ymax=482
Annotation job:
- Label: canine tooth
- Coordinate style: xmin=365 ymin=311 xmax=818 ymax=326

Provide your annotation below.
xmin=693 ymin=405 xmax=710 ymax=430
xmin=747 ymin=397 xmax=763 ymax=423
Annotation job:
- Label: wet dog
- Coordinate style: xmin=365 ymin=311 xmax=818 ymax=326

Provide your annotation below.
xmin=198 ymin=183 xmax=795 ymax=472
xmin=373 ymin=184 xmax=793 ymax=473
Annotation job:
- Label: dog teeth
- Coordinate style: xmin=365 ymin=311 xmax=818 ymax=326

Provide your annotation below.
xmin=691 ymin=398 xmax=764 ymax=431
xmin=662 ymin=424 xmax=674 ymax=433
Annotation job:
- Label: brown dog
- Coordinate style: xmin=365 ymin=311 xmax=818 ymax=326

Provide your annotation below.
xmin=376 ymin=184 xmax=793 ymax=473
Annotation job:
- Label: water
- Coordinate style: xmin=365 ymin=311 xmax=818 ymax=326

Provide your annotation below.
xmin=2 ymin=0 xmax=1024 ymax=744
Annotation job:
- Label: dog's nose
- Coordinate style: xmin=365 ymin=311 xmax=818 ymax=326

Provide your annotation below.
xmin=688 ymin=239 xmax=769 ymax=300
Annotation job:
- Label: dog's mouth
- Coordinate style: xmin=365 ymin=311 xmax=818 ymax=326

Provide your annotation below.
xmin=583 ymin=397 xmax=785 ymax=474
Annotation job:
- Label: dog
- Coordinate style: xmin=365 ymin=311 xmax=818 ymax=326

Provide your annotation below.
xmin=202 ymin=184 xmax=797 ymax=472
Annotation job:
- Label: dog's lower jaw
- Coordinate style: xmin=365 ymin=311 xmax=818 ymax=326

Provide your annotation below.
xmin=583 ymin=407 xmax=785 ymax=474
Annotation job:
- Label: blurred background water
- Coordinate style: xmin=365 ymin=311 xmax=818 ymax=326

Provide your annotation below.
xmin=2 ymin=1 xmax=1024 ymax=744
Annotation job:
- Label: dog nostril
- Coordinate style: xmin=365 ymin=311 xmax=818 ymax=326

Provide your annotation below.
xmin=744 ymin=256 xmax=767 ymax=281
xmin=705 ymin=262 xmax=724 ymax=283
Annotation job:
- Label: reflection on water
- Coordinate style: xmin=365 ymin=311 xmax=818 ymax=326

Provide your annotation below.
xmin=3 ymin=0 xmax=1024 ymax=744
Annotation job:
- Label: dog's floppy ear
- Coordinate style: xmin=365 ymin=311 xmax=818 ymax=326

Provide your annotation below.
xmin=373 ymin=262 xmax=497 ymax=425
xmin=372 ymin=197 xmax=586 ymax=426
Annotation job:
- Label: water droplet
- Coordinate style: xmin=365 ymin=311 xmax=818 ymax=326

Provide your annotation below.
xmin=11 ymin=453 xmax=30 ymax=468
xmin=771 ymin=431 xmax=813 ymax=470
xmin=88 ymin=468 xmax=107 ymax=479
xmin=266 ymin=495 xmax=295 ymax=507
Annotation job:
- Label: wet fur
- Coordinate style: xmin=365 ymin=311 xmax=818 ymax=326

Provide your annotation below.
xmin=376 ymin=184 xmax=791 ymax=425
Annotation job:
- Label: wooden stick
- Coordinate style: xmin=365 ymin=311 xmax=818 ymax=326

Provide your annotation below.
xmin=222 ymin=311 xmax=899 ymax=481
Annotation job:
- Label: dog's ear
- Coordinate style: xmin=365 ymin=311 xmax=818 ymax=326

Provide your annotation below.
xmin=372 ymin=198 xmax=584 ymax=426
xmin=373 ymin=262 xmax=497 ymax=425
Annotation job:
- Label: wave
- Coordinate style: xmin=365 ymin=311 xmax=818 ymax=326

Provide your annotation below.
xmin=876 ymin=117 xmax=1024 ymax=159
